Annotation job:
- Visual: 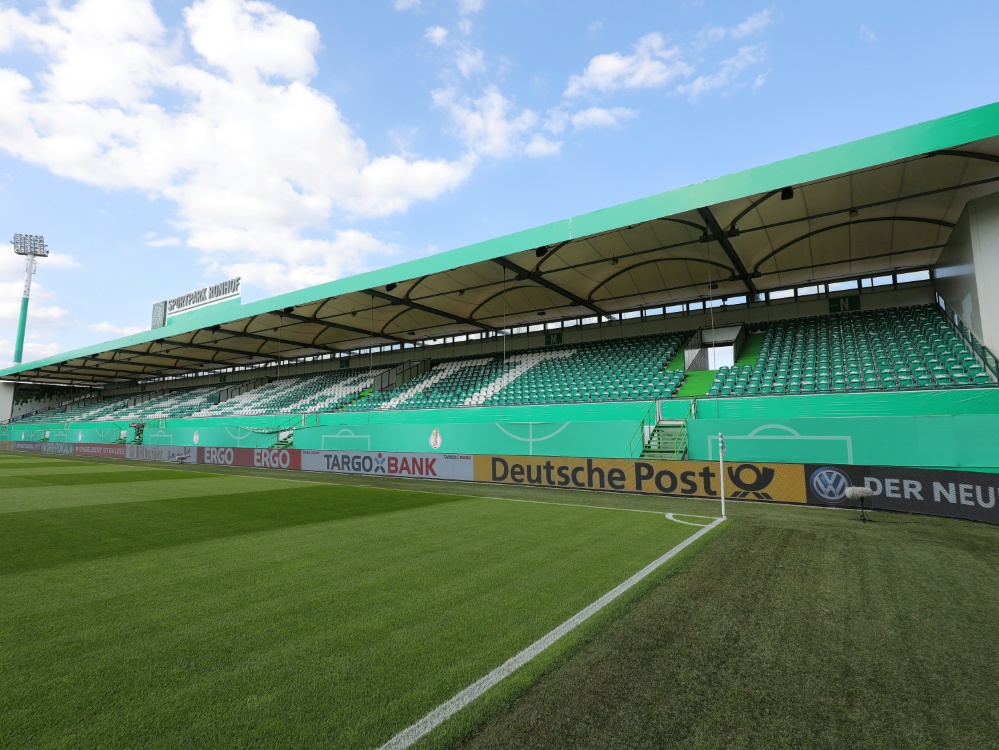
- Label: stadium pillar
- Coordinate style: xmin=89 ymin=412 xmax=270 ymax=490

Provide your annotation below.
xmin=13 ymin=255 xmax=36 ymax=364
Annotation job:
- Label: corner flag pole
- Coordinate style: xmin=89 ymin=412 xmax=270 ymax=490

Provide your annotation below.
xmin=718 ymin=432 xmax=727 ymax=519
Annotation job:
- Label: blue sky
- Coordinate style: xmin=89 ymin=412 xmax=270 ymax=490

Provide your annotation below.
xmin=1 ymin=0 xmax=998 ymax=367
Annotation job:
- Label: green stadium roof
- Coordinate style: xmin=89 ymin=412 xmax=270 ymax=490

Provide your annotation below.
xmin=6 ymin=100 xmax=999 ymax=385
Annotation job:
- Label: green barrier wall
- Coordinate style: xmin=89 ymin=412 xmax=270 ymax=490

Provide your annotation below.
xmin=1 ymin=402 xmax=654 ymax=458
xmin=687 ymin=414 xmax=999 ymax=469
xmin=295 ymin=402 xmax=653 ymax=458
xmin=146 ymin=415 xmax=292 ymax=448
xmin=2 ymin=422 xmax=137 ymax=444
xmin=694 ymin=388 xmax=999 ymax=419
xmin=659 ymin=399 xmax=695 ymax=419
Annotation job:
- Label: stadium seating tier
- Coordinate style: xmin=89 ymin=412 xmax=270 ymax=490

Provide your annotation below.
xmin=707 ymin=305 xmax=994 ymax=397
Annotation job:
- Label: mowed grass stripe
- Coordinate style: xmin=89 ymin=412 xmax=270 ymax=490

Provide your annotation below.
xmin=461 ymin=503 xmax=999 ymax=750
xmin=0 ymin=468 xmax=227 ymax=489
xmin=0 ymin=457 xmax=327 ymax=516
xmin=0 ymin=488 xmax=694 ymax=750
xmin=0 ymin=460 xmax=102 ymax=470
xmin=0 ymin=483 xmax=466 ymax=575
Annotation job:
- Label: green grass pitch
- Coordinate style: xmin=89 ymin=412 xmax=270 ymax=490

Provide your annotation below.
xmin=0 ymin=453 xmax=709 ymax=749
xmin=3 ymin=451 xmax=998 ymax=749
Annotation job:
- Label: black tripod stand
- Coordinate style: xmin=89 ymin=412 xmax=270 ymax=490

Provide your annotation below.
xmin=858 ymin=493 xmax=873 ymax=522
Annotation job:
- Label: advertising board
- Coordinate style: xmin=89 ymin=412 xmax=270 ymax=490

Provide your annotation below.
xmin=805 ymin=464 xmax=999 ymax=525
xmin=301 ymin=450 xmax=474 ymax=481
xmin=12 ymin=441 xmax=75 ymax=455
xmin=126 ymin=445 xmax=195 ymax=463
xmin=199 ymin=446 xmax=301 ymax=470
xmin=74 ymin=444 xmax=127 ymax=458
xmin=475 ymin=455 xmax=807 ymax=502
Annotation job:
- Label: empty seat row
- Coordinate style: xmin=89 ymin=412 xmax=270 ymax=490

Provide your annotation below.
xmin=708 ymin=305 xmax=995 ymax=397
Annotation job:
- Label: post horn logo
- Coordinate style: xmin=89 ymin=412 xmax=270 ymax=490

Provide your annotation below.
xmin=727 ymin=464 xmax=777 ymax=499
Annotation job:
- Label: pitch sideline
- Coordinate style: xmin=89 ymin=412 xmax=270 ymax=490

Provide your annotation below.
xmin=377 ymin=515 xmax=726 ymax=750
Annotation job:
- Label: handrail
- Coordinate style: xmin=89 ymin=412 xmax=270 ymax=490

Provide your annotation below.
xmin=629 ymin=401 xmax=657 ymax=457
xmin=936 ymin=297 xmax=999 ymax=380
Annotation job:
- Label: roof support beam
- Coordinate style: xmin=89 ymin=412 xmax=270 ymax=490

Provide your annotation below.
xmin=366 ymin=289 xmax=494 ymax=332
xmin=757 ymin=243 xmax=944 ymax=279
xmin=492 ymin=257 xmax=606 ymax=317
xmin=697 ymin=207 xmax=759 ymax=295
xmin=277 ymin=309 xmax=408 ymax=345
xmin=930 ymin=149 xmax=999 ymax=166
xmin=118 ymin=348 xmax=224 ymax=368
xmin=734 ymin=175 xmax=999 ymax=240
xmin=586 ymin=257 xmax=738 ymax=302
xmin=752 ymin=216 xmax=955 ymax=273
xmin=162 ymin=339 xmax=283 ymax=362
xmin=210 ymin=327 xmax=340 ymax=355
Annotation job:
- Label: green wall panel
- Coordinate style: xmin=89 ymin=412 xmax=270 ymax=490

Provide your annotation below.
xmin=694 ymin=389 xmax=999 ymax=419
xmin=1 ymin=403 xmax=654 ymax=458
xmin=688 ymin=414 xmax=999 ymax=469
xmin=297 ymin=402 xmax=653 ymax=458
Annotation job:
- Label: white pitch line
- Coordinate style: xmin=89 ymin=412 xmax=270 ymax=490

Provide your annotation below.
xmin=492 ymin=496 xmax=676 ymax=516
xmin=376 ymin=515 xmax=726 ymax=750
xmin=664 ymin=512 xmax=715 ymax=527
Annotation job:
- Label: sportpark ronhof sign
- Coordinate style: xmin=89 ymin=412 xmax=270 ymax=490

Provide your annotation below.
xmin=151 ymin=277 xmax=241 ymax=328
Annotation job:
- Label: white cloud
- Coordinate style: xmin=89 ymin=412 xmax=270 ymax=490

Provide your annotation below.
xmin=699 ymin=8 xmax=774 ymax=43
xmin=394 ymin=0 xmax=421 ymax=10
xmin=544 ymin=108 xmax=570 ymax=135
xmin=186 ymin=0 xmax=320 ymax=82
xmin=565 ymin=32 xmax=693 ymax=97
xmin=732 ymin=8 xmax=774 ymax=39
xmin=215 ymin=229 xmax=399 ymax=292
xmin=587 ymin=20 xmax=604 ymax=36
xmin=455 ymin=46 xmax=486 ymax=77
xmin=458 ymin=0 xmax=485 ymax=15
xmin=89 ymin=321 xmax=145 ymax=337
xmin=0 ymin=0 xmax=477 ymax=295
xmin=859 ymin=24 xmax=876 ymax=42
xmin=425 ymin=26 xmax=448 ymax=46
xmin=457 ymin=19 xmax=473 ymax=35
xmin=0 ymin=339 xmax=63 ymax=368
xmin=524 ymin=134 xmax=561 ymax=158
xmin=433 ymin=86 xmax=559 ymax=159
xmin=145 ymin=236 xmax=182 ymax=247
xmin=570 ymin=106 xmax=638 ymax=129
xmin=676 ymin=45 xmax=767 ymax=99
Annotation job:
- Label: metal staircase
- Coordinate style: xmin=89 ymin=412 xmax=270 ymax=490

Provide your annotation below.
xmin=641 ymin=420 xmax=688 ymax=460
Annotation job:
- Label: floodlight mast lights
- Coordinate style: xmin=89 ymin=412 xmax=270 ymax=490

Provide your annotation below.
xmin=10 ymin=234 xmax=48 ymax=364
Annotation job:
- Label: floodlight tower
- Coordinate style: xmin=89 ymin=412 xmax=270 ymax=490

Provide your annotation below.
xmin=11 ymin=234 xmax=49 ymax=364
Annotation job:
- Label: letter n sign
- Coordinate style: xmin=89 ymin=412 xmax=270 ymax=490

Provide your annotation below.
xmin=829 ymin=295 xmax=860 ymax=314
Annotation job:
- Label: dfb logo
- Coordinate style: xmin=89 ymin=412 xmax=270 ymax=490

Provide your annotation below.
xmin=810 ymin=466 xmax=851 ymax=504
xmin=727 ymin=464 xmax=777 ymax=499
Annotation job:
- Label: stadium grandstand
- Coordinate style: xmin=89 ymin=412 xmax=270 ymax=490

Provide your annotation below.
xmin=6 ymin=101 xmax=999 ymax=750
xmin=3 ymin=101 xmax=999 ymax=473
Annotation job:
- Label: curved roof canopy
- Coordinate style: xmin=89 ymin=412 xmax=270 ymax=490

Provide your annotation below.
xmin=6 ymin=102 xmax=999 ymax=385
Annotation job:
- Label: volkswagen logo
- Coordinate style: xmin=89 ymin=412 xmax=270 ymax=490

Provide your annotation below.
xmin=810 ymin=466 xmax=851 ymax=504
